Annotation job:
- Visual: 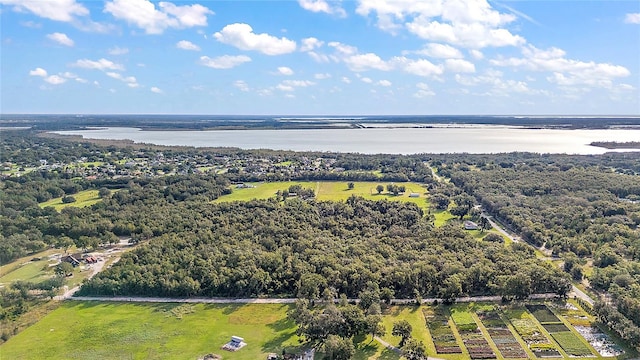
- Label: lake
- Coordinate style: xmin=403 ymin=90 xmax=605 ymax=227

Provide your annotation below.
xmin=52 ymin=126 xmax=640 ymax=154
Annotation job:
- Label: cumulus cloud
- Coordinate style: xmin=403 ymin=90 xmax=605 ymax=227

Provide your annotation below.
xmin=343 ymin=53 xmax=393 ymax=72
xmin=445 ymin=58 xmax=476 ymax=73
xmin=29 ymin=67 xmax=48 ymax=77
xmin=62 ymin=71 xmax=87 ymax=83
xmin=104 ymin=0 xmax=213 ymax=34
xmin=44 ymin=75 xmax=67 ymax=85
xmin=314 ymin=73 xmax=331 ymax=79
xmin=73 ymin=58 xmax=124 ymax=71
xmin=361 ymin=77 xmax=373 ymax=83
xmin=341 ymin=77 xmax=351 ymax=84
xmin=469 ymin=49 xmax=484 ymax=59
xmin=199 ymin=55 xmax=251 ymax=69
xmin=277 ymin=66 xmax=294 ymax=75
xmin=150 ymin=86 xmax=163 ymax=93
xmin=407 ymin=20 xmax=524 ymax=48
xmin=108 ymin=46 xmax=129 ymax=55
xmin=416 ymin=43 xmax=463 ymax=58
xmin=356 ymin=0 xmax=525 ymax=49
xmin=300 ymin=37 xmax=324 ymax=52
xmin=233 ymin=80 xmax=250 ymax=92
xmin=395 ymin=57 xmax=444 ymax=77
xmin=414 ymin=82 xmax=435 ymax=98
xmin=176 ymin=40 xmax=200 ymax=51
xmin=106 ymin=72 xmax=140 ymax=87
xmin=214 ymin=23 xmax=296 ymax=55
xmin=46 ymin=32 xmax=74 ymax=46
xmin=378 ymin=79 xmax=392 ymax=86
xmin=298 ymin=0 xmax=346 ymax=17
xmin=491 ymin=45 xmax=630 ymax=88
xmin=0 ymin=0 xmax=88 ymax=22
xmin=625 ymin=13 xmax=640 ymax=24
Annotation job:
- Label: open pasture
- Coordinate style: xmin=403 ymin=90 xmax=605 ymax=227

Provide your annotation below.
xmin=38 ymin=189 xmax=103 ymax=211
xmin=214 ymin=181 xmax=430 ymax=209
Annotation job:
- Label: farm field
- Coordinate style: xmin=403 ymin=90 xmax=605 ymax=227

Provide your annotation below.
xmin=38 ymin=189 xmax=103 ymax=211
xmin=214 ymin=181 xmax=430 ymax=209
xmin=2 ymin=301 xmax=632 ymax=360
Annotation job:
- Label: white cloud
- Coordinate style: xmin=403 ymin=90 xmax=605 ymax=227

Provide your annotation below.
xmin=378 ymin=80 xmax=392 ymax=86
xmin=282 ymin=80 xmax=315 ymax=87
xmin=233 ymin=80 xmax=250 ymax=92
xmin=214 ymin=23 xmax=296 ymax=55
xmin=445 ymin=58 xmax=476 ymax=73
xmin=328 ymin=41 xmax=358 ymax=56
xmin=491 ymin=45 xmax=631 ymax=88
xmin=104 ymin=0 xmax=213 ymax=34
xmin=314 ymin=73 xmax=331 ymax=79
xmin=108 ymin=46 xmax=129 ymax=55
xmin=416 ymin=43 xmax=463 ymax=58
xmin=469 ymin=49 xmax=484 ymax=59
xmin=356 ymin=0 xmax=525 ymax=49
xmin=624 ymin=13 xmax=640 ymax=24
xmin=394 ymin=57 xmax=444 ymax=77
xmin=176 ymin=40 xmax=200 ymax=51
xmin=62 ymin=71 xmax=87 ymax=83
xmin=277 ymin=66 xmax=294 ymax=75
xmin=343 ymin=53 xmax=392 ymax=72
xmin=300 ymin=37 xmax=324 ymax=52
xmin=361 ymin=77 xmax=373 ymax=83
xmin=73 ymin=58 xmax=124 ymax=71
xmin=44 ymin=75 xmax=66 ymax=85
xmin=414 ymin=82 xmax=435 ymax=97
xmin=341 ymin=77 xmax=352 ymax=84
xmin=46 ymin=32 xmax=74 ymax=46
xmin=0 ymin=0 xmax=88 ymax=22
xmin=29 ymin=67 xmax=48 ymax=77
xmin=106 ymin=72 xmax=140 ymax=87
xmin=150 ymin=86 xmax=163 ymax=93
xmin=407 ymin=20 xmax=525 ymax=48
xmin=199 ymin=55 xmax=251 ymax=69
xmin=276 ymin=80 xmax=315 ymax=92
xmin=298 ymin=0 xmax=346 ymax=17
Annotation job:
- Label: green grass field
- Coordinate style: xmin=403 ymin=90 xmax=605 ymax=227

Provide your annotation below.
xmin=215 ymin=181 xmax=430 ymax=210
xmin=380 ymin=306 xmax=431 ymax=348
xmin=1 ymin=302 xmax=303 ymax=360
xmin=39 ymin=189 xmax=103 ymax=211
xmin=0 ymin=258 xmax=56 ymax=285
xmin=2 ymin=301 xmax=632 ymax=360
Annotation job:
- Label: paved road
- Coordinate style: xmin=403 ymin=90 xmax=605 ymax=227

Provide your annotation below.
xmin=67 ymin=293 xmax=558 ymax=304
xmin=482 ymin=212 xmax=596 ymax=305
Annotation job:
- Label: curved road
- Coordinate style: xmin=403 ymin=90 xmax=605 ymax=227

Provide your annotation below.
xmin=482 ymin=212 xmax=595 ymax=305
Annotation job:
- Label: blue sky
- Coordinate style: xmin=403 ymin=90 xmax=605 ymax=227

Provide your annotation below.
xmin=1 ymin=0 xmax=639 ymax=115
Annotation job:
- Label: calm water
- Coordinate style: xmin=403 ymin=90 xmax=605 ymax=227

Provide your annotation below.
xmin=53 ymin=126 xmax=640 ymax=154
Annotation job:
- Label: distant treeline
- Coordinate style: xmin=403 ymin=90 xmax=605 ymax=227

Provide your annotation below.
xmin=590 ymin=141 xmax=640 ymax=149
xmin=1 ymin=114 xmax=639 ymax=130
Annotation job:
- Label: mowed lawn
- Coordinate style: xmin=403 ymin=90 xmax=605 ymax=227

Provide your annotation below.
xmin=1 ymin=302 xmax=304 ymax=360
xmin=39 ymin=189 xmax=103 ymax=211
xmin=214 ymin=181 xmax=430 ymax=210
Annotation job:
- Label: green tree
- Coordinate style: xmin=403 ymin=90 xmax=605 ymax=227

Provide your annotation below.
xmin=55 ymin=262 xmax=74 ymax=276
xmin=98 ymin=187 xmax=112 ymax=198
xmin=347 ymin=182 xmax=354 ymax=190
xmin=61 ymin=195 xmax=76 ymax=204
xmin=392 ymin=320 xmax=412 ymax=347
xmin=376 ymin=185 xmax=384 ymax=194
xmin=402 ymin=338 xmax=427 ymax=360
xmin=323 ymin=335 xmax=355 ymax=360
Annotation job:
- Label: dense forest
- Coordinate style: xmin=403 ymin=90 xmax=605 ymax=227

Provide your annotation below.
xmin=433 ymin=154 xmax=640 ymax=345
xmin=78 ymin=196 xmax=570 ymax=299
